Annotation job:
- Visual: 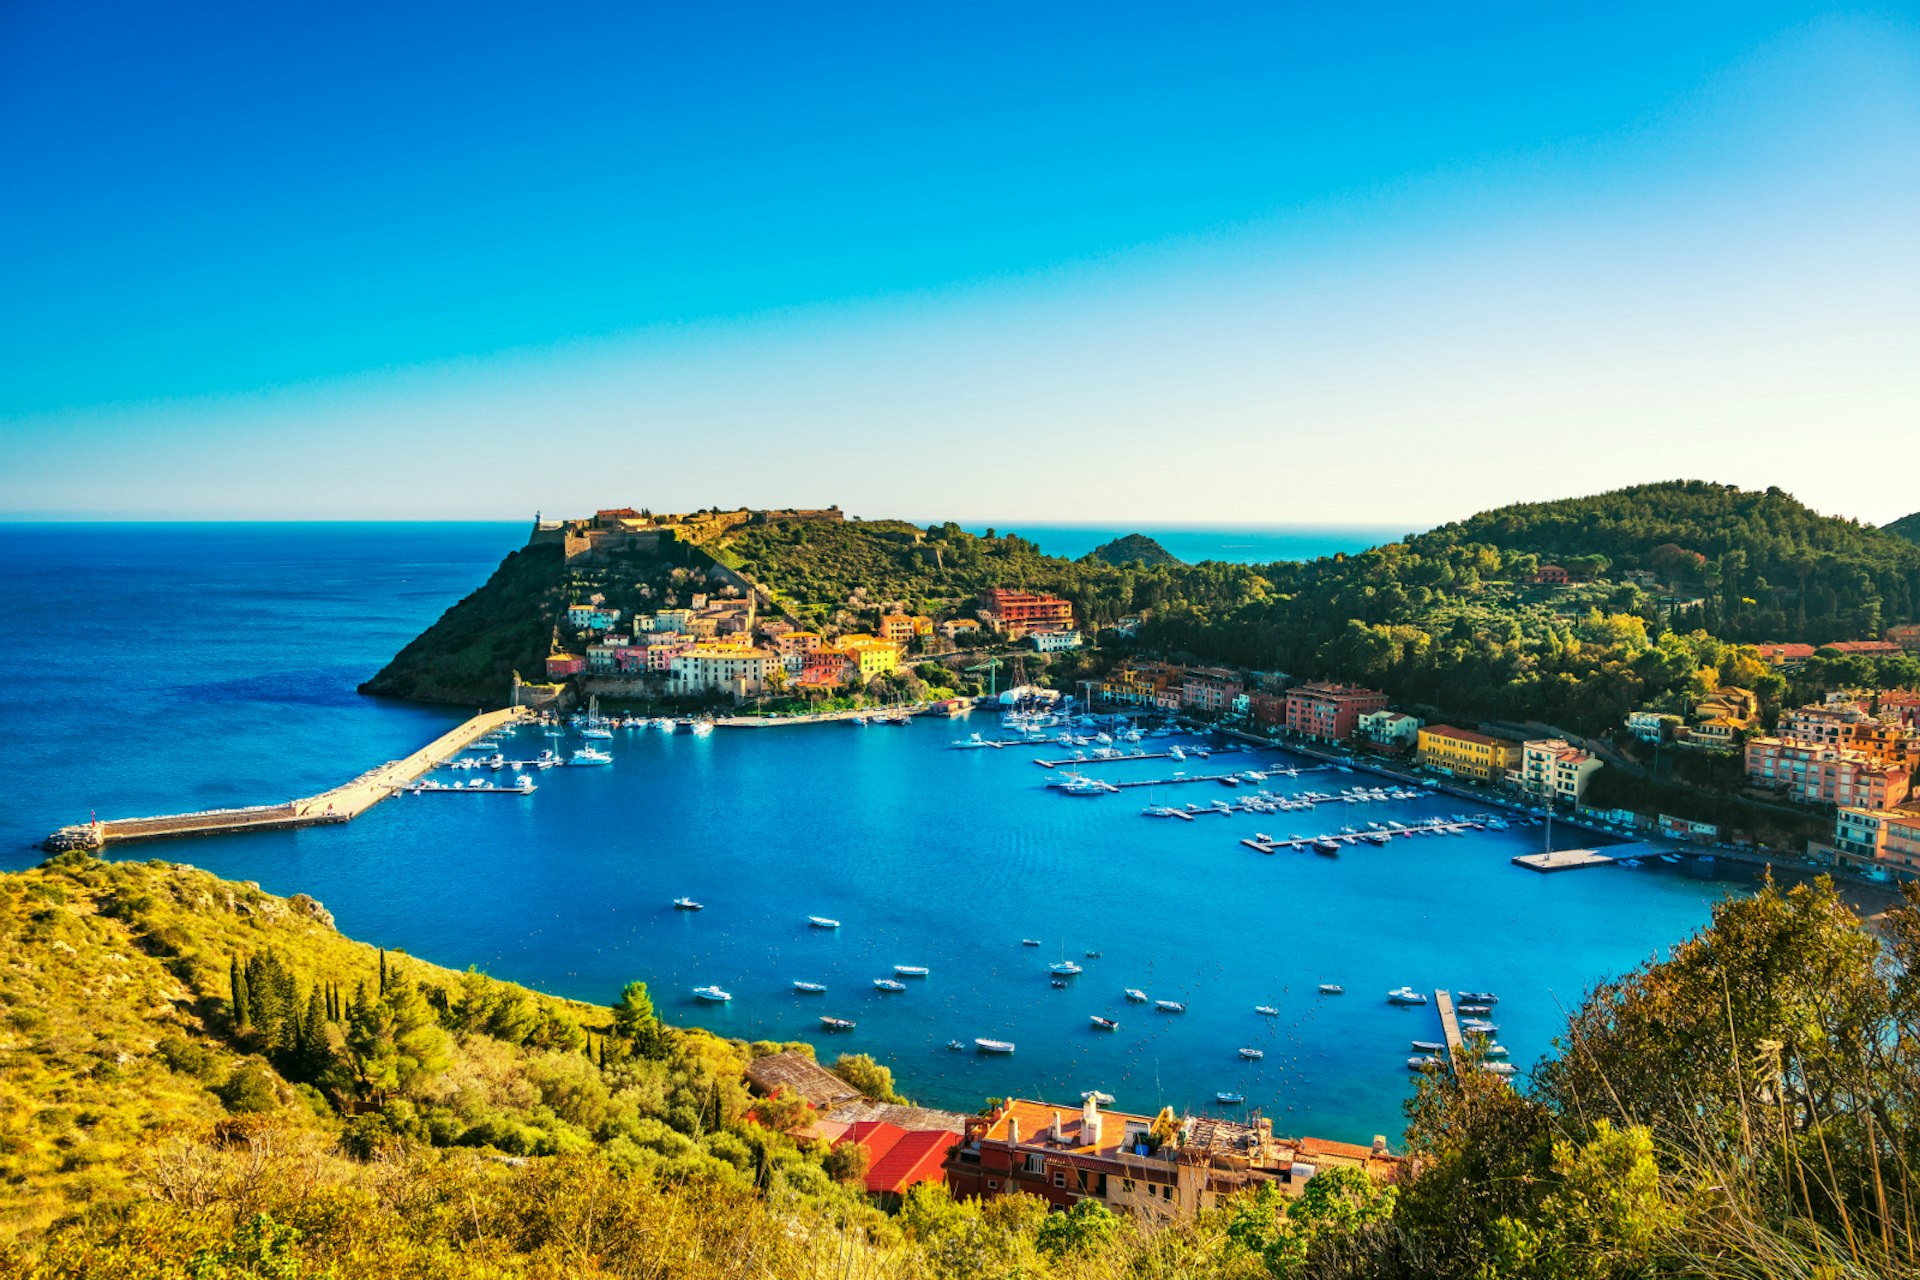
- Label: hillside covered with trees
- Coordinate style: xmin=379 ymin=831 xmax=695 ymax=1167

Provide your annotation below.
xmin=1887 ymin=511 xmax=1920 ymax=545
xmin=4 ymin=853 xmax=1916 ymax=1278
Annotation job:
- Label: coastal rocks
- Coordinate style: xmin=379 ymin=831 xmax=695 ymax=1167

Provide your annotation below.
xmin=285 ymin=893 xmax=336 ymax=931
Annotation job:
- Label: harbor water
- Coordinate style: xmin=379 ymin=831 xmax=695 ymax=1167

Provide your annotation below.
xmin=0 ymin=523 xmax=1757 ymax=1141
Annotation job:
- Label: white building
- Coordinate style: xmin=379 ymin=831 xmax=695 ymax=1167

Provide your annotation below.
xmin=669 ymin=646 xmax=775 ymax=698
xmin=1357 ymin=710 xmax=1422 ymax=748
xmin=1625 ymin=711 xmax=1682 ymax=742
xmin=1028 ymin=629 xmax=1082 ymax=653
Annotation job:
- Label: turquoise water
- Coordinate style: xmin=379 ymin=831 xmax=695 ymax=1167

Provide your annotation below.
xmin=0 ymin=523 xmax=1743 ymax=1142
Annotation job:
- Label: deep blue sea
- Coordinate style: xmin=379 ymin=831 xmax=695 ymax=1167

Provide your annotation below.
xmin=0 ymin=523 xmax=1754 ymax=1143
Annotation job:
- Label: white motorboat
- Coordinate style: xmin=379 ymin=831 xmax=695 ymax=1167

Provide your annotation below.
xmin=974 ymin=1038 xmax=1016 ymax=1054
xmin=1457 ymin=991 xmax=1499 ymax=1005
xmin=1080 ymin=1089 xmax=1115 ymax=1104
xmin=873 ymin=978 xmax=907 ymax=992
xmin=1155 ymin=1000 xmax=1187 ymax=1013
xmin=569 ymin=746 xmax=612 ymax=765
xmin=893 ymin=965 xmax=930 ymax=977
xmin=1481 ymin=1061 xmax=1517 ymax=1076
xmin=1411 ymin=1039 xmax=1446 ymax=1053
xmin=809 ymin=916 xmax=841 ymax=929
xmin=1318 ymin=984 xmax=1344 ymax=995
xmin=1089 ymin=1016 xmax=1119 ymax=1030
xmin=820 ymin=1016 xmax=856 ymax=1031
xmin=1238 ymin=1048 xmax=1264 ymax=1060
xmin=693 ymin=986 xmax=731 ymax=1002
xmin=1407 ymin=1055 xmax=1444 ymax=1071
xmin=1386 ymin=987 xmax=1428 ymax=1005
xmin=1049 ymin=961 xmax=1083 ymax=976
xmin=792 ymin=981 xmax=827 ymax=994
xmin=1254 ymin=1005 xmax=1279 ymax=1016
xmin=1021 ymin=938 xmax=1042 ymax=947
xmin=673 ymin=897 xmax=704 ymax=911
xmin=1125 ymin=988 xmax=1149 ymax=1002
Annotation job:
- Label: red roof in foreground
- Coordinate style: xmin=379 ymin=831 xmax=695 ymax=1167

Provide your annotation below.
xmin=839 ymin=1121 xmax=955 ymax=1195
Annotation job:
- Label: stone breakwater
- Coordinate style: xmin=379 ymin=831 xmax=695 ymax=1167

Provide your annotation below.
xmin=42 ymin=708 xmax=527 ymax=852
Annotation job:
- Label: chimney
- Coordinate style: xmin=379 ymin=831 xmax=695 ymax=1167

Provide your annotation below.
xmin=1372 ymin=1134 xmax=1389 ymax=1155
xmin=1050 ymin=1110 xmax=1064 ymax=1142
xmin=1081 ymin=1094 xmax=1103 ymax=1147
xmin=1007 ymin=1115 xmax=1020 ymax=1147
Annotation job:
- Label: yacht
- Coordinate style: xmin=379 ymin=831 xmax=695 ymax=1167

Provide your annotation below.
xmin=1238 ymin=1047 xmax=1265 ymax=1060
xmin=692 ymin=986 xmax=731 ymax=1002
xmin=582 ymin=726 xmax=614 ymax=740
xmin=893 ymin=965 xmax=930 ymax=977
xmin=1254 ymin=1005 xmax=1279 ymax=1016
xmin=1124 ymin=988 xmax=1149 ymax=1003
xmin=1318 ymin=984 xmax=1344 ymax=995
xmin=1048 ymin=961 xmax=1083 ymax=976
xmin=569 ymin=746 xmax=613 ymax=766
xmin=651 ymin=717 xmax=676 ymax=732
xmin=820 ymin=1017 xmax=856 ymax=1031
xmin=974 ymin=1039 xmax=1016 ymax=1054
xmin=1089 ymin=1016 xmax=1119 ymax=1030
xmin=808 ymin=916 xmax=842 ymax=929
xmin=1313 ymin=838 xmax=1341 ymax=856
xmin=1215 ymin=1092 xmax=1246 ymax=1105
xmin=791 ymin=981 xmax=827 ymax=994
xmin=672 ymin=897 xmax=704 ymax=911
xmin=1386 ymin=987 xmax=1428 ymax=1005
xmin=873 ymin=978 xmax=907 ymax=992
xmin=1080 ymin=1090 xmax=1116 ymax=1104
xmin=952 ymin=733 xmax=993 ymax=749
xmin=1155 ymin=1000 xmax=1187 ymax=1013
xmin=1168 ymin=745 xmax=1186 ymax=762
xmin=689 ymin=720 xmax=714 ymax=737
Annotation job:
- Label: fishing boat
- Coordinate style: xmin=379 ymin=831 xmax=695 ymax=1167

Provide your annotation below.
xmin=1215 ymin=1092 xmax=1246 ymax=1105
xmin=1411 ymin=1040 xmax=1446 ymax=1053
xmin=974 ymin=1039 xmax=1016 ymax=1054
xmin=693 ymin=986 xmax=731 ymax=1003
xmin=672 ymin=897 xmax=703 ymax=911
xmin=1124 ymin=989 xmax=1149 ymax=1003
xmin=1386 ymin=987 xmax=1428 ymax=1005
xmin=1407 ymin=1055 xmax=1444 ymax=1071
xmin=894 ymin=965 xmax=930 ymax=977
xmin=1155 ymin=1000 xmax=1187 ymax=1013
xmin=1254 ymin=1005 xmax=1279 ymax=1016
xmin=792 ymin=981 xmax=827 ymax=994
xmin=1238 ymin=1048 xmax=1265 ymax=1060
xmin=873 ymin=978 xmax=907 ymax=992
xmin=1089 ymin=1016 xmax=1119 ymax=1030
xmin=569 ymin=746 xmax=613 ymax=765
xmin=1049 ymin=961 xmax=1083 ymax=976
xmin=1318 ymin=984 xmax=1344 ymax=995
xmin=808 ymin=916 xmax=841 ymax=929
xmin=820 ymin=1017 xmax=856 ymax=1031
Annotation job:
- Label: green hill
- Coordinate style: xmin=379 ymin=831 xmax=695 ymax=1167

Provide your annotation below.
xmin=1886 ymin=511 xmax=1920 ymax=544
xmin=359 ymin=541 xmax=564 ymax=704
xmin=1082 ymin=533 xmax=1180 ymax=568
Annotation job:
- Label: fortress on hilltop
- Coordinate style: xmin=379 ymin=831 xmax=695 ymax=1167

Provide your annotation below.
xmin=529 ymin=505 xmax=843 ymax=564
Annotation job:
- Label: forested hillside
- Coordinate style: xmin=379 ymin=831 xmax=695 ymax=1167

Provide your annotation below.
xmin=5 ymin=855 xmax=1916 ymax=1279
xmin=360 ymin=542 xmax=563 ymax=704
xmin=1083 ymin=533 xmax=1180 ymax=568
xmin=1887 ymin=511 xmax=1920 ymax=544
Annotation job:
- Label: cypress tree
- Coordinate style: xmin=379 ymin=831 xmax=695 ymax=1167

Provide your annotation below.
xmin=710 ymin=1078 xmax=723 ymax=1131
xmin=291 ymin=986 xmax=333 ymax=1084
xmin=230 ymin=957 xmax=251 ymax=1030
xmin=379 ymin=949 xmax=389 ymax=995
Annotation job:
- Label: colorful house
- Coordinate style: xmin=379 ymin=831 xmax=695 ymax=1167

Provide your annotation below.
xmin=978 ymin=589 xmax=1075 ymax=639
xmin=545 ymin=652 xmax=586 ymax=679
xmin=1285 ymin=682 xmax=1389 ymax=742
xmin=1415 ymin=725 xmax=1524 ymax=782
xmin=1513 ymin=739 xmax=1603 ymax=804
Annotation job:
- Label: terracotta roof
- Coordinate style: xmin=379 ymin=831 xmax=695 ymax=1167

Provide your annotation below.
xmin=1421 ymin=724 xmax=1504 ymax=747
xmin=826 ymin=1099 xmax=970 ymax=1133
xmin=840 ymin=1121 xmax=957 ymax=1195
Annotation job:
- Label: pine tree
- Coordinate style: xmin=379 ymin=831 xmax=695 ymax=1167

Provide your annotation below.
xmin=378 ymin=949 xmax=389 ymax=996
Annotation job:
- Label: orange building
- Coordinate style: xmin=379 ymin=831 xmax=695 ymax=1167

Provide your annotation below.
xmin=979 ymin=589 xmax=1075 ymax=638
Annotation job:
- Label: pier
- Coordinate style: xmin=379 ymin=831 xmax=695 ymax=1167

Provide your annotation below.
xmin=1511 ymin=848 xmax=1616 ymax=873
xmin=45 ymin=707 xmax=529 ymax=852
xmin=1435 ymin=991 xmax=1464 ymax=1070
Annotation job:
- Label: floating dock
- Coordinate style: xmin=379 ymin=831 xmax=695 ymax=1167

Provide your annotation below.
xmin=1435 ymin=990 xmax=1464 ymax=1070
xmin=1510 ymin=848 xmax=1616 ymax=873
xmin=44 ymin=707 xmax=529 ymax=852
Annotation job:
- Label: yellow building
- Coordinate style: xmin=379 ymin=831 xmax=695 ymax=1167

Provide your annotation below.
xmin=878 ymin=613 xmax=934 ymax=644
xmin=830 ymin=634 xmax=901 ymax=682
xmin=1416 ymin=724 xmax=1524 ymax=782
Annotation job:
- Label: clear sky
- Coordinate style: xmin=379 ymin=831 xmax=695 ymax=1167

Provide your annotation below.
xmin=2 ymin=3 xmax=1916 ymax=526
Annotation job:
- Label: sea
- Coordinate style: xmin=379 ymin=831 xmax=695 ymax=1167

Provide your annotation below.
xmin=0 ymin=522 xmax=1765 ymax=1142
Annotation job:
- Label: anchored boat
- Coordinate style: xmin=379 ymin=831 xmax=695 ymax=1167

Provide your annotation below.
xmin=974 ymin=1038 xmax=1016 ymax=1054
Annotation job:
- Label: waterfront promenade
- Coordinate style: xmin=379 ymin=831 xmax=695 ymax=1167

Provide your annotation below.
xmin=44 ymin=707 xmax=526 ymax=851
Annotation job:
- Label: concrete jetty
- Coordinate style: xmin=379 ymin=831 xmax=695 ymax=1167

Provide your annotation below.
xmin=1511 ymin=848 xmax=1616 ymax=873
xmin=1435 ymin=990 xmax=1464 ymax=1070
xmin=44 ymin=707 xmax=528 ymax=852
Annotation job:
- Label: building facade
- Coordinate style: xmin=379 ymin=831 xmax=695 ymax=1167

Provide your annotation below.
xmin=1181 ymin=668 xmax=1245 ymax=715
xmin=1416 ymin=725 xmax=1524 ymax=782
xmin=1284 ymin=683 xmax=1390 ymax=743
xmin=1514 ymin=739 xmax=1603 ymax=804
xmin=1029 ymin=629 xmax=1082 ymax=653
xmin=1357 ymin=710 xmax=1423 ymax=749
xmin=978 ymin=589 xmax=1075 ymax=638
xmin=669 ymin=647 xmax=776 ymax=698
xmin=1744 ymin=738 xmax=1913 ymax=810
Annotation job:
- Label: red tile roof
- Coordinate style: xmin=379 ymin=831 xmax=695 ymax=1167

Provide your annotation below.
xmin=840 ymin=1121 xmax=956 ymax=1195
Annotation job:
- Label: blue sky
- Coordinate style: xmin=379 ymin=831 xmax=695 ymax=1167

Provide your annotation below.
xmin=3 ymin=3 xmax=1916 ymax=524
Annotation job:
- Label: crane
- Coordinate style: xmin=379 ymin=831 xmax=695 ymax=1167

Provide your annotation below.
xmin=965 ymin=656 xmax=1004 ymax=700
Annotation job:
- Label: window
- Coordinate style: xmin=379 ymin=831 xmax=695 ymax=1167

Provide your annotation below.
xmin=1053 ymin=1171 xmax=1067 ymax=1187
xmin=987 ymin=1179 xmax=999 ymax=1191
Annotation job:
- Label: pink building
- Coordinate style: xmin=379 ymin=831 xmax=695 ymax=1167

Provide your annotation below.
xmin=1283 ymin=682 xmax=1389 ymax=742
xmin=1180 ymin=668 xmax=1244 ymax=715
xmin=545 ymin=653 xmax=586 ymax=679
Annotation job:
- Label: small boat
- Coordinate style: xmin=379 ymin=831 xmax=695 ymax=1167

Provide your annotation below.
xmin=1386 ymin=987 xmax=1428 ymax=1006
xmin=1124 ymin=989 xmax=1149 ymax=1003
xmin=1089 ymin=1016 xmax=1119 ymax=1030
xmin=1659 ymin=854 xmax=1682 ymax=864
xmin=808 ymin=916 xmax=842 ymax=929
xmin=693 ymin=985 xmax=731 ymax=1002
xmin=1407 ymin=1055 xmax=1444 ymax=1071
xmin=1462 ymin=1020 xmax=1499 ymax=1034
xmin=1049 ymin=961 xmax=1083 ymax=976
xmin=1482 ymin=1044 xmax=1510 ymax=1059
xmin=1458 ymin=1004 xmax=1493 ymax=1017
xmin=1318 ymin=984 xmax=1344 ymax=996
xmin=1084 ymin=950 xmax=1103 ymax=959
xmin=946 ymin=1040 xmax=966 ymax=1051
xmin=792 ymin=981 xmax=827 ymax=994
xmin=873 ymin=979 xmax=907 ymax=992
xmin=673 ymin=897 xmax=704 ymax=911
xmin=1021 ymin=939 xmax=1042 ymax=947
xmin=1457 ymin=992 xmax=1499 ymax=1005
xmin=1155 ymin=1000 xmax=1187 ymax=1013
xmin=1481 ymin=1061 xmax=1518 ymax=1076
xmin=1411 ymin=1040 xmax=1446 ymax=1053
xmin=1080 ymin=1089 xmax=1115 ymax=1104
xmin=1313 ymin=839 xmax=1341 ymax=857
xmin=1050 ymin=980 xmax=1068 ymax=989
xmin=974 ymin=1038 xmax=1016 ymax=1054
xmin=894 ymin=965 xmax=930 ymax=977
xmin=820 ymin=1016 xmax=856 ymax=1031
xmin=688 ymin=721 xmax=714 ymax=737
xmin=1215 ymin=1092 xmax=1246 ymax=1105
xmin=569 ymin=747 xmax=613 ymax=765
xmin=1254 ymin=1005 xmax=1279 ymax=1016
xmin=1238 ymin=1048 xmax=1265 ymax=1060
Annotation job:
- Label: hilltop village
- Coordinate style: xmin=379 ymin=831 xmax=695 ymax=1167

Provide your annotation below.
xmin=503 ymin=503 xmax=1920 ymax=883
